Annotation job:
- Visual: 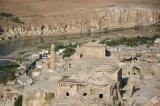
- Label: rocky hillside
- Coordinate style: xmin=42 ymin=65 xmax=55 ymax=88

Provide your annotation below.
xmin=0 ymin=0 xmax=160 ymax=39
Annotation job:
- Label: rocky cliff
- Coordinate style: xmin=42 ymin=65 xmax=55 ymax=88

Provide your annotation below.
xmin=0 ymin=5 xmax=160 ymax=39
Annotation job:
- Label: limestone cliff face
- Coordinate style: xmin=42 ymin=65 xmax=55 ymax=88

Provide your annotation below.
xmin=1 ymin=6 xmax=160 ymax=38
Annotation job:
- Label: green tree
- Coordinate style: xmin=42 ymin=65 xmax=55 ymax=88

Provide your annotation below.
xmin=14 ymin=95 xmax=22 ymax=106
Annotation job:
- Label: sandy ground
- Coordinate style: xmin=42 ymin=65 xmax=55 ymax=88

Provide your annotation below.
xmin=0 ymin=0 xmax=160 ymax=16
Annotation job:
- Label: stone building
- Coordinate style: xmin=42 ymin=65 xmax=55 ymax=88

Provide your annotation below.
xmin=23 ymin=42 xmax=123 ymax=106
xmin=73 ymin=42 xmax=110 ymax=59
xmin=49 ymin=42 xmax=122 ymax=105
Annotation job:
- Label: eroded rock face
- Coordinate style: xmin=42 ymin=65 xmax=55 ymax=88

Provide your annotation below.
xmin=1 ymin=6 xmax=160 ymax=39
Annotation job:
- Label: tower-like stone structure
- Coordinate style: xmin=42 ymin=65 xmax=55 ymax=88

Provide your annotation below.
xmin=50 ymin=44 xmax=56 ymax=70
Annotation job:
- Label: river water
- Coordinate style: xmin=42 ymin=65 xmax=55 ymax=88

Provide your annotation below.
xmin=0 ymin=60 xmax=10 ymax=66
xmin=0 ymin=26 xmax=160 ymax=56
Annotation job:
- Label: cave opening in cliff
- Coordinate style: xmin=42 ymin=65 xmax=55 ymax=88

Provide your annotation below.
xmin=99 ymin=94 xmax=103 ymax=98
xmin=80 ymin=54 xmax=83 ymax=58
xmin=66 ymin=92 xmax=69 ymax=96
xmin=83 ymin=93 xmax=87 ymax=96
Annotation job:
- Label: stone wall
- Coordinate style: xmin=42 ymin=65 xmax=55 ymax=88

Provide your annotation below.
xmin=23 ymin=83 xmax=119 ymax=106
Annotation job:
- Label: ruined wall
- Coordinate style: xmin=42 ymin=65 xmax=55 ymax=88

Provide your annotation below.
xmin=23 ymin=83 xmax=117 ymax=106
xmin=81 ymin=46 xmax=106 ymax=59
xmin=23 ymin=90 xmax=51 ymax=106
xmin=1 ymin=6 xmax=160 ymax=39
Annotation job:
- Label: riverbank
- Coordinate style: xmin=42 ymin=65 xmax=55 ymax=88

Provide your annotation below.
xmin=0 ymin=26 xmax=160 ymax=57
xmin=0 ymin=25 xmax=160 ymax=44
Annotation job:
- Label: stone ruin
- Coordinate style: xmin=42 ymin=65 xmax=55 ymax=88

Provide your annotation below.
xmin=22 ymin=42 xmax=123 ymax=106
xmin=20 ymin=41 xmax=160 ymax=106
xmin=0 ymin=86 xmax=20 ymax=106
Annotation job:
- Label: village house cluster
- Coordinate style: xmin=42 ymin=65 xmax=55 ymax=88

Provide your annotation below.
xmin=1 ymin=38 xmax=160 ymax=106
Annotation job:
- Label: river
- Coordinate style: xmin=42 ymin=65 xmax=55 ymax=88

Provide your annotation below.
xmin=0 ymin=26 xmax=160 ymax=56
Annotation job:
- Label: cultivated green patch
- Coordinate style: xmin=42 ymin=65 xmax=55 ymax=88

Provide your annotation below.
xmin=62 ymin=47 xmax=76 ymax=58
xmin=0 ymin=61 xmax=19 ymax=83
xmin=100 ymin=34 xmax=160 ymax=47
xmin=54 ymin=42 xmax=77 ymax=58
xmin=37 ymin=44 xmax=51 ymax=49
xmin=37 ymin=41 xmax=77 ymax=58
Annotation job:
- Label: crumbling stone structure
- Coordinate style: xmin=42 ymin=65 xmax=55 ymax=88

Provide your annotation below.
xmin=22 ymin=42 xmax=123 ymax=106
xmin=50 ymin=44 xmax=56 ymax=70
